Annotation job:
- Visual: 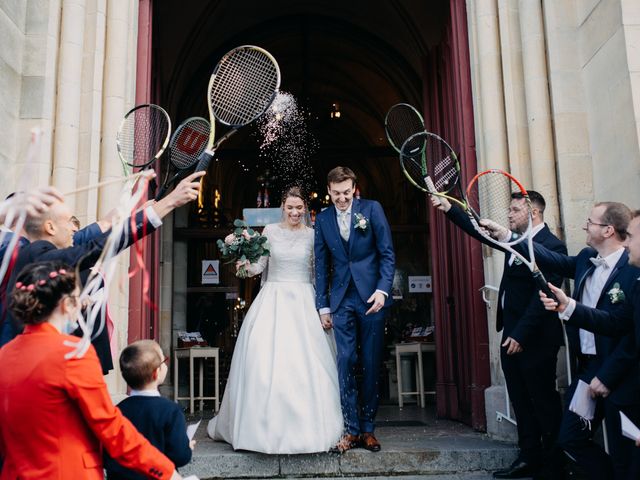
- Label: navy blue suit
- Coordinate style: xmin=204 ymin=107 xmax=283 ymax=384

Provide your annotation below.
xmin=528 ymin=244 xmax=640 ymax=479
xmin=3 ymin=211 xmax=157 ymax=373
xmin=445 ymin=206 xmax=566 ymax=465
xmin=104 ymin=395 xmax=192 ymax=479
xmin=0 ymin=223 xmax=104 ymax=347
xmin=315 ymin=198 xmax=395 ymax=434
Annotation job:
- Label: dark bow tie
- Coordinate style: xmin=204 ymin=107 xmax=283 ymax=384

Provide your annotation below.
xmin=590 ymin=256 xmax=608 ymax=268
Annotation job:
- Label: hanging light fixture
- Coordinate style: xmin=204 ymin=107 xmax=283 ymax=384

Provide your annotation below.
xmin=330 ymin=102 xmax=341 ymax=119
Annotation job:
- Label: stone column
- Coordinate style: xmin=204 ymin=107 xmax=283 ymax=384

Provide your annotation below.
xmin=496 ymin=0 xmax=530 ymax=185
xmin=519 ymin=0 xmax=561 ymax=231
xmin=468 ymin=0 xmax=516 ymax=441
xmin=75 ymin=0 xmax=107 ymax=225
xmin=51 ymin=0 xmax=87 ymax=212
xmin=100 ymin=0 xmax=138 ymax=395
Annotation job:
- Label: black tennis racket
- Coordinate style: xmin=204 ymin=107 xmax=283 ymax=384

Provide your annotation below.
xmin=155 ymin=116 xmax=210 ymax=200
xmin=195 ymin=45 xmax=281 ymax=173
xmin=116 ymin=104 xmax=171 ymax=172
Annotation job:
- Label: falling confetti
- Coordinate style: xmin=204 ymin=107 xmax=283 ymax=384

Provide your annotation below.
xmin=256 ymin=91 xmax=319 ymax=197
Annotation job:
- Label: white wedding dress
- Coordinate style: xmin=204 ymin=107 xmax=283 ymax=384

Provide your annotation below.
xmin=207 ymin=223 xmax=343 ymax=453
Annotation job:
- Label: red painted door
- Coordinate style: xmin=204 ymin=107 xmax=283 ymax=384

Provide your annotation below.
xmin=424 ymin=0 xmax=490 ymax=431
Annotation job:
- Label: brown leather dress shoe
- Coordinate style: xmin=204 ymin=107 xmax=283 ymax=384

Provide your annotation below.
xmin=331 ymin=434 xmax=361 ymax=453
xmin=361 ymin=432 xmax=381 ymax=452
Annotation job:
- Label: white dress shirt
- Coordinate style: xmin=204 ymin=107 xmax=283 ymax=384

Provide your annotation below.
xmin=560 ymin=248 xmax=625 ymax=354
xmin=129 ymin=388 xmax=161 ymax=397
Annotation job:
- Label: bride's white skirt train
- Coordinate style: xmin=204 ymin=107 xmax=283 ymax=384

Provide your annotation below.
xmin=207 ymin=281 xmax=343 ymax=454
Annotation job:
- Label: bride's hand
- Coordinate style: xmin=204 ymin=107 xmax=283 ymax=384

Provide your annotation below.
xmin=320 ymin=313 xmax=333 ymax=330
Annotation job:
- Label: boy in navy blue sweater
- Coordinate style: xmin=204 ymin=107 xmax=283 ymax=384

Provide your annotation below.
xmin=105 ymin=340 xmax=195 ymax=479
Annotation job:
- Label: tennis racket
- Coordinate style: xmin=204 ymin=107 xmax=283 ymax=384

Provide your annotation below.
xmin=155 ymin=116 xmax=210 ymax=200
xmin=384 ymin=103 xmax=426 ymax=153
xmin=399 ymin=130 xmax=473 ymax=215
xmin=195 ymin=45 xmax=281 ymax=173
xmin=116 ymin=104 xmax=171 ymax=172
xmin=465 ymin=169 xmax=557 ymax=300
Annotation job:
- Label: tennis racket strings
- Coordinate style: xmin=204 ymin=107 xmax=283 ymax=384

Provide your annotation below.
xmin=467 ymin=170 xmax=527 ymax=235
xmin=400 ymin=131 xmax=460 ymax=195
xmin=385 ymin=103 xmax=425 ymax=152
xmin=117 ymin=104 xmax=171 ymax=169
xmin=211 ymin=47 xmax=280 ymax=127
xmin=170 ymin=117 xmax=210 ymax=169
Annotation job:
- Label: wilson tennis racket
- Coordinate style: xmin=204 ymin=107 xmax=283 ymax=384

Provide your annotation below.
xmin=465 ymin=169 xmax=557 ymax=300
xmin=399 ymin=130 xmax=472 ymax=214
xmin=385 ymin=103 xmax=425 ymax=153
xmin=116 ymin=104 xmax=171 ymax=171
xmin=155 ymin=116 xmax=210 ymax=200
xmin=195 ymin=45 xmax=281 ymax=173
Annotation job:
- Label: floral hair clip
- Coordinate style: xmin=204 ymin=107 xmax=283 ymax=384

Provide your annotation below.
xmin=48 ymin=268 xmax=67 ymax=279
xmin=14 ymin=282 xmax=34 ymax=291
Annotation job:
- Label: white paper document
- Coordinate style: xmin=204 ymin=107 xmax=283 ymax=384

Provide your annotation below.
xmin=620 ymin=411 xmax=640 ymax=442
xmin=569 ymin=379 xmax=596 ymax=421
xmin=187 ymin=420 xmax=201 ymax=441
xmin=183 ymin=476 xmax=200 ymax=480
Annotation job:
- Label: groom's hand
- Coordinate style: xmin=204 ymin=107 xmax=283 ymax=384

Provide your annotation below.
xmin=320 ymin=314 xmax=333 ymax=330
xmin=365 ymin=291 xmax=386 ymax=315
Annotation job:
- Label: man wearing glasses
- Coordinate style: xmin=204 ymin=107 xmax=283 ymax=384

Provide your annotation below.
xmin=486 ymin=202 xmax=640 ymax=479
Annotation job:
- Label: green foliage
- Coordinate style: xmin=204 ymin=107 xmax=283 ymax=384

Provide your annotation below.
xmin=217 ymin=219 xmax=271 ymax=270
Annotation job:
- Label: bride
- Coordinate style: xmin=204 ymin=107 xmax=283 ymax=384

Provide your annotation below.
xmin=207 ymin=186 xmax=343 ymax=453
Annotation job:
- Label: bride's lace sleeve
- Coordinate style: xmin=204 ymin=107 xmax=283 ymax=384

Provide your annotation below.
xmin=245 ymin=224 xmax=271 ymax=278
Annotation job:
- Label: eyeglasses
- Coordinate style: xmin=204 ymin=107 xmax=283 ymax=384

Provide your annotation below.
xmin=586 ymin=218 xmax=610 ymax=228
xmin=158 ymin=356 xmax=170 ymax=368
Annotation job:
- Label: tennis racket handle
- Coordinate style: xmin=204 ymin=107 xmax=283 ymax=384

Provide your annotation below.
xmin=154 ymin=184 xmax=169 ymax=202
xmin=532 ymin=270 xmax=558 ymax=303
xmin=195 ymin=150 xmax=214 ymax=172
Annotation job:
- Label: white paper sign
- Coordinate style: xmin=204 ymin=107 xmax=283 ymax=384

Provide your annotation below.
xmin=620 ymin=411 xmax=640 ymax=441
xmin=408 ymin=275 xmax=432 ymax=293
xmin=201 ymin=260 xmax=219 ymax=284
xmin=569 ymin=380 xmax=596 ymax=421
xmin=187 ymin=420 xmax=201 ymax=441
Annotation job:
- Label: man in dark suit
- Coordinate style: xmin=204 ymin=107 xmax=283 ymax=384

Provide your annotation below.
xmin=525 ymin=204 xmax=640 ymax=479
xmin=432 ymin=191 xmax=566 ymax=479
xmin=0 ymin=208 xmax=114 ymax=347
xmin=315 ymin=166 xmax=395 ymax=453
xmin=3 ymin=171 xmax=204 ymax=373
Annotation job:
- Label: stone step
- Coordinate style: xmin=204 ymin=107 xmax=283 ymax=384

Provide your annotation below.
xmin=221 ymin=475 xmax=500 ymax=480
xmin=181 ymin=425 xmax=517 ymax=479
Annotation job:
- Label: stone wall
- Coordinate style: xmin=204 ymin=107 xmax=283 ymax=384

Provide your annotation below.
xmin=0 ymin=0 xmax=141 ymax=396
xmin=467 ymin=0 xmax=640 ymax=440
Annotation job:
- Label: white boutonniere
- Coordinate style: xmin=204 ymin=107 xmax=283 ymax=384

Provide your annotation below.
xmin=353 ymin=213 xmax=369 ymax=232
xmin=607 ymin=283 xmax=625 ymax=304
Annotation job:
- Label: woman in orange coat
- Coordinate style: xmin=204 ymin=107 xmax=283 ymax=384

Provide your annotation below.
xmin=0 ymin=261 xmax=183 ymax=480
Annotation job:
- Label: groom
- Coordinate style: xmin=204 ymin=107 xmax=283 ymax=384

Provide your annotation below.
xmin=315 ymin=166 xmax=395 ymax=453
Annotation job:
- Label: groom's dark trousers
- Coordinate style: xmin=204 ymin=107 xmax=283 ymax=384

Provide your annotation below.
xmin=333 ymin=279 xmax=386 ymax=435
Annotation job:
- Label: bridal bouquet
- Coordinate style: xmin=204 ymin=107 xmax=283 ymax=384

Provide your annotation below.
xmin=217 ymin=219 xmax=270 ymax=278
